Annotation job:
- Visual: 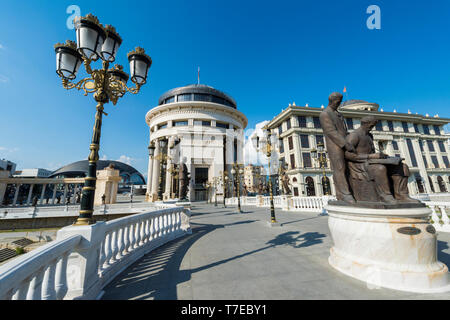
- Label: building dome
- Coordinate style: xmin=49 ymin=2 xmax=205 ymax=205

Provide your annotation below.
xmin=340 ymin=99 xmax=379 ymax=111
xmin=158 ymin=84 xmax=237 ymax=109
xmin=49 ymin=160 xmax=146 ymax=185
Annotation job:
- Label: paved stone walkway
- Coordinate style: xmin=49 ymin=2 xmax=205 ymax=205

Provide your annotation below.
xmin=102 ymin=203 xmax=450 ymax=300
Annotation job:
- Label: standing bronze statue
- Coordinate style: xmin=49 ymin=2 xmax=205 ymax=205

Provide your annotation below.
xmin=178 ymin=157 xmax=190 ymax=201
xmin=319 ymin=92 xmax=356 ymax=204
xmin=344 ymin=116 xmax=421 ymax=204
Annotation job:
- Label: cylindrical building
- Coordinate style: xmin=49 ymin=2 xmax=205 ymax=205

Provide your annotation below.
xmin=145 ymin=84 xmax=247 ymax=202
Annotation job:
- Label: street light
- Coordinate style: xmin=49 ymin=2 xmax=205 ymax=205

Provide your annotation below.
xmin=311 ymin=141 xmax=330 ymax=195
xmin=154 ymin=139 xmax=170 ymax=201
xmin=252 ymin=127 xmax=277 ymax=223
xmin=219 ymin=171 xmax=228 ymax=208
xmin=55 ymin=13 xmax=151 ymax=226
xmin=211 ymin=177 xmax=220 ymax=207
xmin=231 ymin=163 xmax=244 ymax=213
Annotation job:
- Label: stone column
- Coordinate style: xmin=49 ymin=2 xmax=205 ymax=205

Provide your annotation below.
xmin=146 ymin=143 xmax=154 ymax=202
xmin=412 ymin=138 xmax=432 ymax=194
xmin=0 ymin=171 xmax=9 ymax=204
xmin=13 ymin=184 xmax=20 ymax=206
xmin=164 ymin=137 xmax=174 ymax=200
xmin=151 ymin=142 xmax=161 ymax=201
xmin=26 ymin=184 xmax=34 ymax=206
xmin=39 ymin=184 xmax=47 ymax=205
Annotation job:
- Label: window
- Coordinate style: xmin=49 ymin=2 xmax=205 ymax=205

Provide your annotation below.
xmin=290 ymin=154 xmax=296 ymax=169
xmin=211 ymin=95 xmax=225 ymax=105
xmin=313 ymin=117 xmax=321 ymax=129
xmin=288 ymin=136 xmax=294 ymax=150
xmin=216 ymin=122 xmax=229 ymax=129
xmin=346 ymin=118 xmax=354 ymax=130
xmin=193 ymin=93 xmax=210 ymax=102
xmin=434 ymin=125 xmax=441 ymax=135
xmin=279 ymin=139 xmax=284 ymax=153
xmin=286 ymin=119 xmax=291 ymax=130
xmin=423 ymin=125 xmax=430 ymax=135
xmin=375 ymin=121 xmax=383 ymax=131
xmin=387 ymin=121 xmax=394 ymax=132
xmin=431 ymin=156 xmax=439 ymax=168
xmin=298 ymin=116 xmax=307 ymax=128
xmin=429 ymin=177 xmax=435 ymax=192
xmin=419 ymin=140 xmax=424 ymax=152
xmin=315 ymin=135 xmax=324 ymax=146
xmin=438 ymin=140 xmax=446 ymax=153
xmin=165 ymin=96 xmax=175 ymax=104
xmin=278 ymin=126 xmax=282 ymax=135
xmin=415 ymin=174 xmax=425 ymax=193
xmin=443 ymin=156 xmax=450 ymax=168
xmin=173 ymin=120 xmax=188 ymax=127
xmin=302 ymin=153 xmax=312 ymax=168
xmin=406 ymin=139 xmax=418 ymax=167
xmin=402 ymin=122 xmax=409 ymax=133
xmin=413 ymin=123 xmax=420 ymax=133
xmin=177 ymin=93 xmax=192 ymax=101
xmin=438 ymin=176 xmax=447 ymax=192
xmin=392 ymin=140 xmax=399 ymax=151
xmin=423 ymin=156 xmax=428 ymax=168
xmin=158 ymin=123 xmax=167 ymax=130
xmin=427 ymin=140 xmax=435 ymax=152
xmin=300 ymin=135 xmax=309 ymax=148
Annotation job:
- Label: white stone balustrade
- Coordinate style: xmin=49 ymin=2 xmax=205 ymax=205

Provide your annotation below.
xmin=225 ymin=196 xmax=335 ymax=213
xmin=426 ymin=201 xmax=450 ymax=233
xmin=0 ymin=204 xmax=191 ymax=300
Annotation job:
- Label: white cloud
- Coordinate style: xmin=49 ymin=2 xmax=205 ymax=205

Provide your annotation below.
xmin=0 ymin=44 xmax=4 ymax=50
xmin=100 ymin=154 xmax=108 ymax=160
xmin=117 ymin=155 xmax=133 ymax=165
xmin=0 ymin=75 xmax=9 ymax=83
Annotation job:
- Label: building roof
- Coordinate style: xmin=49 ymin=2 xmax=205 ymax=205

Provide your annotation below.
xmin=49 ymin=160 xmax=145 ymax=184
xmin=158 ymin=84 xmax=237 ymax=109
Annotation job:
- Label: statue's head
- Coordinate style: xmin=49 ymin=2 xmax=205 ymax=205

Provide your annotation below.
xmin=328 ymin=92 xmax=343 ymax=110
xmin=360 ymin=116 xmax=378 ymax=130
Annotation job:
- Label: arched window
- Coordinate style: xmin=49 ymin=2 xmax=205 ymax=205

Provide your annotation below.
xmin=322 ymin=176 xmax=331 ymax=195
xmin=293 ymin=177 xmax=297 ymax=183
xmin=437 ymin=176 xmax=446 ymax=193
xmin=428 ymin=176 xmax=435 ymax=193
xmin=415 ymin=174 xmax=424 ymax=194
xmin=305 ymin=176 xmax=315 ymax=197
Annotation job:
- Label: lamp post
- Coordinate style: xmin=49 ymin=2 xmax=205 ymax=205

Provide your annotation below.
xmin=219 ymin=171 xmax=228 ymax=208
xmin=55 ymin=13 xmax=151 ymax=225
xmin=252 ymin=127 xmax=277 ymax=223
xmin=168 ymin=164 xmax=178 ymax=199
xmin=203 ymin=181 xmax=211 ymax=203
xmin=311 ymin=141 xmax=330 ymax=196
xmin=212 ymin=177 xmax=220 ymax=207
xmin=231 ymin=163 xmax=244 ymax=213
xmin=154 ymin=139 xmax=171 ymax=201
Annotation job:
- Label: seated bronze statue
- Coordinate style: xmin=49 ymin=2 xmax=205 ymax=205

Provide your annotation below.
xmin=344 ymin=116 xmax=420 ymax=204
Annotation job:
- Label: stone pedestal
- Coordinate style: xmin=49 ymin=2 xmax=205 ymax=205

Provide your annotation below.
xmin=281 ymin=195 xmax=292 ymax=211
xmin=256 ymin=195 xmax=264 ymax=207
xmin=94 ymin=167 xmax=122 ymax=206
xmin=327 ymin=204 xmax=450 ymax=293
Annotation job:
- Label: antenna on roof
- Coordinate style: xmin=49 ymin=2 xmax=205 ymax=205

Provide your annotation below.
xmin=197 ymin=67 xmax=200 ymax=85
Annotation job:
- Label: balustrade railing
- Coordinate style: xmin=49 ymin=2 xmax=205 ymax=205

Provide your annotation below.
xmin=426 ymin=201 xmax=450 ymax=232
xmin=0 ymin=204 xmax=191 ymax=300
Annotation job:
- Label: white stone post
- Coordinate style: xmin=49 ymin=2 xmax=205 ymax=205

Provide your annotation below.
xmin=146 ymin=148 xmax=154 ymax=202
xmin=56 ymin=222 xmax=106 ymax=300
xmin=151 ymin=142 xmax=161 ymax=201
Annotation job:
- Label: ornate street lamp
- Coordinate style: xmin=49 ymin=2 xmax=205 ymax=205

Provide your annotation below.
xmin=219 ymin=170 xmax=228 ymax=208
xmin=157 ymin=139 xmax=169 ymax=201
xmin=312 ymin=141 xmax=330 ymax=196
xmin=252 ymin=128 xmax=277 ymax=223
xmin=212 ymin=177 xmax=220 ymax=207
xmin=55 ymin=13 xmax=151 ymax=225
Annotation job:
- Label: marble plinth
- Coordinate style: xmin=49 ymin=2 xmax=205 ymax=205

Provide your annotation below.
xmin=327 ymin=204 xmax=450 ymax=293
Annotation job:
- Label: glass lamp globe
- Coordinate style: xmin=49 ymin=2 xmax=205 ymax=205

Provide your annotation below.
xmin=74 ymin=14 xmax=106 ymax=61
xmin=127 ymin=47 xmax=152 ymax=85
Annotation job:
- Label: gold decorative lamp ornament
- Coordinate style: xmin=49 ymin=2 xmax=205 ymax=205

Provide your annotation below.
xmin=54 ymin=13 xmax=152 ymax=226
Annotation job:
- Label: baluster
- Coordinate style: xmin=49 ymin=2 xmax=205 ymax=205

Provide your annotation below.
xmin=110 ymin=230 xmax=118 ymax=264
xmin=440 ymin=206 xmax=450 ymax=226
xmin=55 ymin=253 xmax=69 ymax=300
xmin=12 ymin=281 xmax=30 ymax=300
xmin=103 ymin=232 xmax=111 ymax=269
xmin=430 ymin=205 xmax=440 ymax=225
xmin=124 ymin=225 xmax=132 ymax=253
xmin=158 ymin=215 xmax=163 ymax=238
xmin=42 ymin=261 xmax=57 ymax=300
xmin=135 ymin=221 xmax=142 ymax=248
xmin=149 ymin=217 xmax=155 ymax=241
xmin=143 ymin=219 xmax=150 ymax=244
xmin=98 ymin=236 xmax=107 ymax=272
xmin=26 ymin=270 xmax=45 ymax=300
xmin=117 ymin=227 xmax=125 ymax=258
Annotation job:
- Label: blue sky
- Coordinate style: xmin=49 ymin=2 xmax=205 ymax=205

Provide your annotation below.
xmin=1 ymin=0 xmax=450 ymax=177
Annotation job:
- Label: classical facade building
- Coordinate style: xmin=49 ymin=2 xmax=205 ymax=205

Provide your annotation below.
xmin=265 ymin=100 xmax=450 ymax=197
xmin=243 ymin=164 xmax=265 ymax=193
xmin=145 ymin=84 xmax=247 ymax=202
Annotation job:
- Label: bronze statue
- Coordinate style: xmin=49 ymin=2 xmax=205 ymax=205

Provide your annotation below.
xmin=281 ymin=168 xmax=292 ymax=195
xmin=319 ymin=92 xmax=356 ymax=204
xmin=178 ymin=157 xmax=190 ymax=201
xmin=344 ymin=116 xmax=420 ymax=204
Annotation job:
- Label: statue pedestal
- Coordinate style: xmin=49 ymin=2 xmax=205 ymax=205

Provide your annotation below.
xmin=281 ymin=195 xmax=292 ymax=211
xmin=327 ymin=203 xmax=450 ymax=293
